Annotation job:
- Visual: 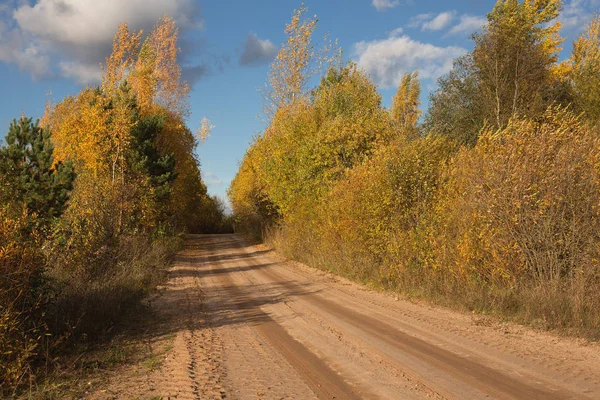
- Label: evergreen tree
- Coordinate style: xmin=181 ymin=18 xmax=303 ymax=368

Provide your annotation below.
xmin=0 ymin=117 xmax=75 ymax=224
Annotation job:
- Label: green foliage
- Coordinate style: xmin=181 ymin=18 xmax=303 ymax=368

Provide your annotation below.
xmin=0 ymin=117 xmax=75 ymax=226
xmin=425 ymin=55 xmax=485 ymax=146
xmin=0 ymin=16 xmax=223 ymax=394
xmin=232 ymin=1 xmax=600 ymax=341
xmin=129 ymin=111 xmax=177 ymax=229
xmin=261 ymin=63 xmax=391 ymax=218
xmin=427 ymin=0 xmax=564 ymax=145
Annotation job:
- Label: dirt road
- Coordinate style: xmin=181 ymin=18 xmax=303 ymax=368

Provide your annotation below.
xmin=109 ymin=234 xmax=600 ymax=399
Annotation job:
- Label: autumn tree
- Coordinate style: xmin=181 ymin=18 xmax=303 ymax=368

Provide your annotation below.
xmin=49 ymin=17 xmax=214 ymax=234
xmin=102 ymin=23 xmax=141 ymax=98
xmin=570 ymin=15 xmax=600 ymax=123
xmin=475 ymin=0 xmax=563 ymax=128
xmin=263 ymin=2 xmax=341 ymax=119
xmin=427 ymin=0 xmax=564 ymax=145
xmin=257 ymin=63 xmax=392 ymax=218
xmin=390 ymin=71 xmax=421 ymax=133
xmin=264 ymin=3 xmax=317 ymax=116
xmin=129 ymin=16 xmax=190 ymax=117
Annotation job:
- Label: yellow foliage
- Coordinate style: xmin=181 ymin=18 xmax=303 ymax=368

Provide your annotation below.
xmin=130 ymin=16 xmax=190 ymax=117
xmin=474 ymin=0 xmax=564 ymax=128
xmin=263 ymin=2 xmax=337 ymax=118
xmin=0 ymin=205 xmax=45 ymax=390
xmin=46 ymin=89 xmax=113 ymax=177
xmin=231 ymin=1 xmax=600 ymax=338
xmin=259 ymin=63 xmax=392 ymax=218
xmin=390 ymin=71 xmax=421 ymax=132
xmin=228 ymin=136 xmax=278 ymax=239
xmin=265 ymin=3 xmax=317 ymax=113
xmin=569 ymin=14 xmax=600 ymax=122
xmin=434 ymin=107 xmax=600 ymax=286
xmin=318 ymin=135 xmax=453 ymax=283
xmin=102 ymin=23 xmax=142 ymax=98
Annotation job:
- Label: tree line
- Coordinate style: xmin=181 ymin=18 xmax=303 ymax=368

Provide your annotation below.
xmin=0 ymin=17 xmax=229 ymax=393
xmin=229 ymin=0 xmax=600 ymax=339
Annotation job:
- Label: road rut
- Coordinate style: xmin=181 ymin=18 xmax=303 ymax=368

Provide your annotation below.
xmin=127 ymin=234 xmax=600 ymax=399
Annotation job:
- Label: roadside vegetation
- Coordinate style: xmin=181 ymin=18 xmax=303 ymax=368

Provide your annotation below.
xmin=0 ymin=17 xmax=230 ymax=396
xmin=229 ymin=1 xmax=600 ymax=340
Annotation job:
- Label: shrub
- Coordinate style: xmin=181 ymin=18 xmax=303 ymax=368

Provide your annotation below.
xmin=432 ymin=108 xmax=600 ymax=334
xmin=0 ymin=205 xmax=47 ymax=392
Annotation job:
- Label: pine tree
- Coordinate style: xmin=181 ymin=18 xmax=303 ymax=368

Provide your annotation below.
xmin=0 ymin=117 xmax=75 ymax=224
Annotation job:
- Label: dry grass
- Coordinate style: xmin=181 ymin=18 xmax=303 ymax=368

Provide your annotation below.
xmin=261 ymin=109 xmax=600 ymax=341
xmin=1 ymin=229 xmax=181 ymax=397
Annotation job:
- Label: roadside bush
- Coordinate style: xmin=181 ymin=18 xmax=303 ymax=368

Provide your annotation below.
xmin=431 ymin=108 xmax=600 ymax=335
xmin=0 ymin=205 xmax=47 ymax=392
xmin=232 ymin=2 xmax=600 ymax=341
xmin=229 ymin=136 xmax=280 ymax=242
xmin=44 ymin=177 xmax=180 ymax=339
xmin=269 ymin=135 xmax=454 ymax=286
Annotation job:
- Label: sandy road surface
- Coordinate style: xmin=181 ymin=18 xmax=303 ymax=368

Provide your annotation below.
xmin=116 ymin=234 xmax=600 ymax=399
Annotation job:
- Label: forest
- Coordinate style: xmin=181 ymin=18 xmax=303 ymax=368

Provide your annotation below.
xmin=229 ymin=0 xmax=600 ymax=342
xmin=0 ymin=17 xmax=230 ymax=393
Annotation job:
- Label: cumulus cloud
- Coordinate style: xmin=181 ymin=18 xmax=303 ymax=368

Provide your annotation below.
xmin=372 ymin=0 xmax=400 ymax=12
xmin=447 ymin=15 xmax=487 ymax=36
xmin=353 ymin=35 xmax=467 ymax=88
xmin=560 ymin=0 xmax=600 ymax=31
xmin=239 ymin=34 xmax=277 ymax=66
xmin=59 ymin=61 xmax=102 ymax=84
xmin=0 ymin=0 xmax=206 ymax=84
xmin=0 ymin=27 xmax=50 ymax=79
xmin=13 ymin=0 xmax=201 ymax=48
xmin=422 ymin=11 xmax=455 ymax=31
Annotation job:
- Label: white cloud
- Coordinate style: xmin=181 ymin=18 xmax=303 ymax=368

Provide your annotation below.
xmin=0 ymin=0 xmax=203 ymax=83
xmin=13 ymin=0 xmax=201 ymax=48
xmin=239 ymin=34 xmax=277 ymax=66
xmin=0 ymin=25 xmax=50 ymax=79
xmin=448 ymin=15 xmax=487 ymax=36
xmin=408 ymin=11 xmax=486 ymax=35
xmin=422 ymin=11 xmax=455 ymax=31
xmin=408 ymin=13 xmax=433 ymax=28
xmin=372 ymin=0 xmax=400 ymax=12
xmin=353 ymin=35 xmax=467 ymax=88
xmin=59 ymin=61 xmax=102 ymax=84
xmin=560 ymin=0 xmax=600 ymax=31
xmin=388 ymin=27 xmax=404 ymax=37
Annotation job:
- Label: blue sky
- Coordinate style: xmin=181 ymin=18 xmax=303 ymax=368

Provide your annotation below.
xmin=0 ymin=0 xmax=598 ymax=203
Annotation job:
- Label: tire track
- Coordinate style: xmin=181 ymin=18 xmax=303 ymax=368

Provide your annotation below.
xmin=200 ymin=234 xmax=596 ymax=400
xmin=204 ymin=235 xmax=367 ymax=400
xmin=148 ymin=234 xmax=600 ymax=400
